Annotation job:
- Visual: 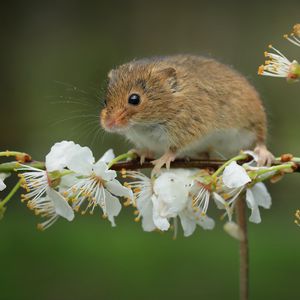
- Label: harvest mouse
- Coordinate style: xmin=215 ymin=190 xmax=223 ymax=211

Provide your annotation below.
xmin=100 ymin=55 xmax=274 ymax=173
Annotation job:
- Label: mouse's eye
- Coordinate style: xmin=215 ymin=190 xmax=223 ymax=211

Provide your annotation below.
xmin=103 ymin=99 xmax=107 ymax=107
xmin=128 ymin=93 xmax=140 ymax=105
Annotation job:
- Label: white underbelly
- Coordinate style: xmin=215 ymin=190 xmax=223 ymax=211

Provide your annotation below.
xmin=125 ymin=124 xmax=169 ymax=154
xmin=125 ymin=126 xmax=256 ymax=159
xmin=180 ymin=128 xmax=256 ymax=159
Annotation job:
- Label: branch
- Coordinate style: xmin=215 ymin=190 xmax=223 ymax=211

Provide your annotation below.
xmin=109 ymin=158 xmax=300 ymax=172
xmin=0 ymin=157 xmax=298 ymax=173
xmin=0 ymin=161 xmax=45 ymax=173
xmin=236 ymin=196 xmax=249 ymax=300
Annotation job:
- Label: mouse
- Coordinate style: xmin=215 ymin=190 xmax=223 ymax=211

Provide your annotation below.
xmin=100 ymin=54 xmax=274 ymax=173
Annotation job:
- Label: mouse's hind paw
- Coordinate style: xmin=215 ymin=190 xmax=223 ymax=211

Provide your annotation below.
xmin=254 ymin=144 xmax=275 ymax=167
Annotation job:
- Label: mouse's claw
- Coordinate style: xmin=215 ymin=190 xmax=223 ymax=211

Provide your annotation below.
xmin=130 ymin=148 xmax=154 ymax=165
xmin=254 ymin=144 xmax=275 ymax=167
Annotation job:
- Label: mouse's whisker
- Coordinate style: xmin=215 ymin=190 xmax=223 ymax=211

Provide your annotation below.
xmin=49 ymin=113 xmax=99 ymax=128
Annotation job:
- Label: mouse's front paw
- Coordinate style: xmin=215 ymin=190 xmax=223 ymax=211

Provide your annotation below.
xmin=254 ymin=144 xmax=275 ymax=167
xmin=130 ymin=148 xmax=154 ymax=165
xmin=151 ymin=150 xmax=176 ymax=176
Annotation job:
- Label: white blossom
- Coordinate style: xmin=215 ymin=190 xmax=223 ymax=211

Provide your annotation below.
xmin=245 ymin=182 xmax=271 ymax=223
xmin=19 ymin=141 xmax=131 ymax=228
xmin=151 ymin=170 xmax=193 ymax=230
xmin=127 ymin=169 xmax=215 ymax=237
xmin=178 ymin=201 xmax=215 ymax=237
xmin=222 ymin=161 xmax=251 ymax=189
xmin=29 ymin=188 xmax=75 ymax=230
xmin=123 ymin=170 xmax=155 ymax=231
xmin=212 ymin=161 xmax=251 ymax=220
xmin=18 ymin=141 xmax=86 ymax=229
xmin=64 ymin=148 xmax=132 ymax=226
xmin=284 ymin=24 xmax=300 ymax=47
xmin=258 ymin=45 xmax=299 ymax=80
xmin=214 ymin=161 xmax=271 ymax=223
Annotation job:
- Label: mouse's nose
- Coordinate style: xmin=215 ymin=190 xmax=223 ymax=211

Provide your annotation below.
xmin=102 ymin=109 xmax=127 ymax=130
xmin=105 ymin=117 xmax=117 ymax=129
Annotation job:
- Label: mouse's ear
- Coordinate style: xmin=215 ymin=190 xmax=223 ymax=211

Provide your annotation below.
xmin=154 ymin=67 xmax=178 ymax=93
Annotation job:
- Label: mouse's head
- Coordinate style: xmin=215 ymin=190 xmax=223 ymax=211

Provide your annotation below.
xmin=100 ymin=60 xmax=178 ymax=133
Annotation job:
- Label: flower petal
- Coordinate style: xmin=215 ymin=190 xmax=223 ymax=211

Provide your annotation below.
xmin=213 ymin=192 xmax=226 ymax=209
xmin=46 ymin=141 xmax=93 ymax=173
xmin=246 ymin=189 xmax=261 ymax=223
xmin=93 ymin=161 xmax=116 ymax=181
xmin=140 ymin=200 xmax=156 ymax=232
xmin=196 ymin=215 xmax=215 ymax=230
xmin=151 ymin=195 xmax=170 ymax=231
xmin=213 ymin=192 xmax=233 ymax=221
xmin=65 ymin=144 xmax=95 ymax=175
xmin=249 ymin=183 xmax=271 ymax=209
xmin=0 ymin=173 xmax=10 ymax=181
xmin=98 ymin=149 xmax=115 ymax=164
xmin=0 ymin=179 xmax=6 ymax=191
xmin=59 ymin=174 xmax=79 ymax=193
xmin=179 ymin=212 xmax=196 ymax=237
xmin=0 ymin=173 xmax=9 ymax=191
xmin=243 ymin=150 xmax=258 ymax=165
xmin=106 ymin=179 xmax=133 ymax=199
xmin=153 ymin=171 xmax=192 ymax=215
xmin=47 ymin=188 xmax=74 ymax=221
xmin=46 ymin=141 xmax=75 ymax=171
xmin=103 ymin=189 xmax=122 ymax=226
xmin=222 ymin=161 xmax=251 ymax=188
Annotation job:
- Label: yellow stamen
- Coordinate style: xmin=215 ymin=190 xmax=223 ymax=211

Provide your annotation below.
xmin=133 ymin=187 xmax=141 ymax=193
xmin=293 ymin=24 xmax=300 ymax=37
xmin=123 ymin=198 xmax=131 ymax=207
xmin=37 ymin=224 xmax=44 ymax=231
xmin=123 ymin=182 xmax=132 ymax=189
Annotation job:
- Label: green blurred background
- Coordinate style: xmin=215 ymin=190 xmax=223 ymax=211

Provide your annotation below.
xmin=1 ymin=1 xmax=300 ymax=299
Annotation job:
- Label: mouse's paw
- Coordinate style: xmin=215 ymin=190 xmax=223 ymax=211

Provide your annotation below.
xmin=151 ymin=151 xmax=176 ymax=176
xmin=130 ymin=148 xmax=154 ymax=165
xmin=254 ymin=144 xmax=275 ymax=167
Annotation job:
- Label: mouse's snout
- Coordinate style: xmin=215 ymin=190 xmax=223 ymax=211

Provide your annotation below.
xmin=100 ymin=108 xmax=129 ymax=131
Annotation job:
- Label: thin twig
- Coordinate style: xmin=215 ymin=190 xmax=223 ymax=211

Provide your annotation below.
xmin=109 ymin=158 xmax=299 ymax=171
xmin=236 ymin=195 xmax=249 ymax=300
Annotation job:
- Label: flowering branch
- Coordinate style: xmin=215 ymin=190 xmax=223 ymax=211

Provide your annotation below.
xmin=1 ymin=157 xmax=298 ymax=173
xmin=0 ymin=140 xmax=298 ymax=237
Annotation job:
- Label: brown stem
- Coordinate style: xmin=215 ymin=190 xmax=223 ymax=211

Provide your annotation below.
xmin=110 ymin=158 xmax=230 ymax=171
xmin=110 ymin=158 xmax=299 ymax=171
xmin=0 ymin=157 xmax=298 ymax=173
xmin=236 ymin=196 xmax=249 ymax=300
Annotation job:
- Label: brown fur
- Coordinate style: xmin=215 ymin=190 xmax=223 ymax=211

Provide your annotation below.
xmin=101 ymin=55 xmax=268 ymax=158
